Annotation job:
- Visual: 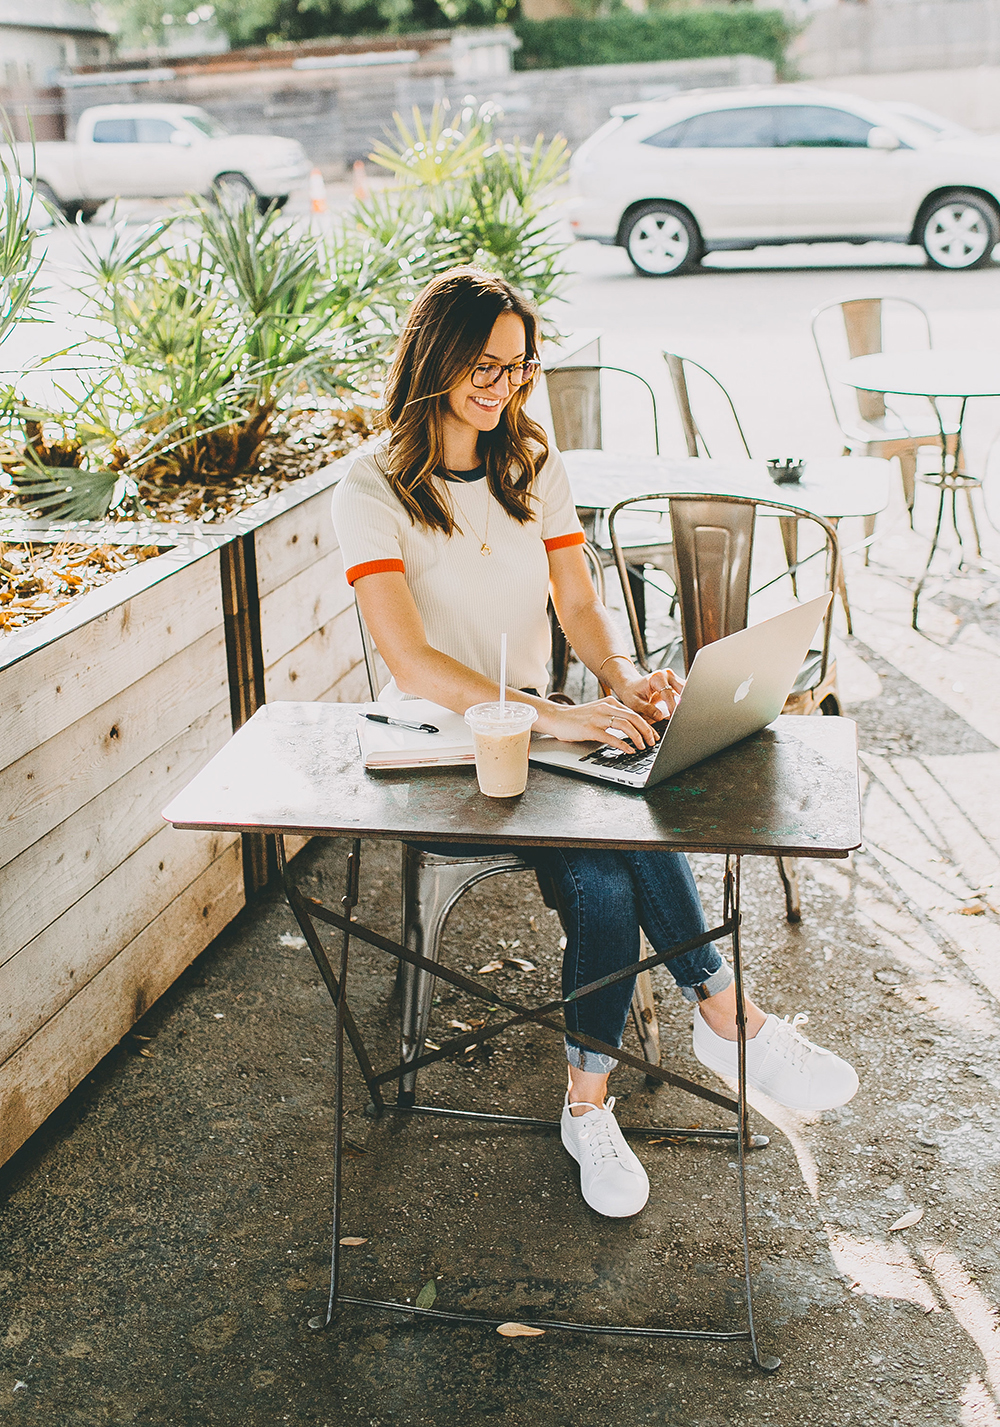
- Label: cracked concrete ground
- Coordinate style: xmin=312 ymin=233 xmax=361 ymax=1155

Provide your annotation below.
xmin=3 ymin=249 xmax=1000 ymax=1427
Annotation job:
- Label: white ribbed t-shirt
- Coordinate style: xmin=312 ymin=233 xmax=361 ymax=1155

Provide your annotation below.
xmin=331 ymin=444 xmax=585 ymax=695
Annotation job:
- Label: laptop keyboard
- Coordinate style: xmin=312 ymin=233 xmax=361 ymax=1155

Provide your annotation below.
xmin=580 ymin=718 xmax=670 ymax=775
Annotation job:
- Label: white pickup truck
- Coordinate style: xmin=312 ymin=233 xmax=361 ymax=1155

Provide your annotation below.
xmin=17 ymin=103 xmax=310 ymax=219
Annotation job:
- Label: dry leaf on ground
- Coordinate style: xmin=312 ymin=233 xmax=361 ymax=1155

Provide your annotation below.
xmin=503 ymin=957 xmax=536 ymax=972
xmin=889 ymin=1207 xmax=924 ymax=1232
xmin=496 ymin=1322 xmax=545 ymax=1337
xmin=478 ymin=960 xmax=504 ymax=974
xmin=339 ymin=1237 xmax=367 ymax=1246
xmin=415 ymin=1281 xmax=437 ymax=1309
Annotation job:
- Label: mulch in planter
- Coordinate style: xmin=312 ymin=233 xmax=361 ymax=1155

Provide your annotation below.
xmin=0 ymin=541 xmax=164 ymax=634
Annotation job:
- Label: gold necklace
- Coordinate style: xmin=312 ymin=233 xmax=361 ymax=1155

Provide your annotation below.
xmin=450 ymin=481 xmax=492 ymax=556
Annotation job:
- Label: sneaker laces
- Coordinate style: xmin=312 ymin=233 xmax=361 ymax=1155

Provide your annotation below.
xmin=576 ymin=1097 xmax=621 ymax=1164
xmin=770 ymin=1013 xmax=831 ymax=1069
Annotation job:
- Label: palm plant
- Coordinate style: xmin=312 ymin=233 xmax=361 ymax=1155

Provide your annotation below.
xmin=0 ymin=136 xmax=45 ymax=351
xmin=361 ymin=99 xmax=571 ymax=320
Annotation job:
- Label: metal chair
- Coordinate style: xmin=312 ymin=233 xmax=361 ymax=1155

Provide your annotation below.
xmin=353 ymin=599 xmax=663 ymax=1103
xmin=810 ymin=296 xmax=970 ymax=534
xmin=664 ymin=349 xmax=854 ymax=631
xmin=545 ymin=363 xmax=675 ymax=657
xmin=608 ymin=491 xmax=842 ymax=922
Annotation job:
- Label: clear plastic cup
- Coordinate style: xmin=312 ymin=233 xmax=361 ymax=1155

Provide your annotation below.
xmin=464 ymin=702 xmax=538 ymax=798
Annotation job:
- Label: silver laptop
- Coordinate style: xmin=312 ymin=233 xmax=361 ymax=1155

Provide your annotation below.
xmin=529 ymin=594 xmax=832 ymax=789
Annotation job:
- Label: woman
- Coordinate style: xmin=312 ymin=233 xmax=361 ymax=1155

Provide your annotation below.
xmin=332 ymin=267 xmax=858 ymax=1219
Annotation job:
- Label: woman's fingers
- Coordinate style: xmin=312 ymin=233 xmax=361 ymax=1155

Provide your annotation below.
xmin=597 ymin=700 xmax=655 ymax=749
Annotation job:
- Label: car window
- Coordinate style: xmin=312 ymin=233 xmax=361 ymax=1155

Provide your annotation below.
xmin=134 ymin=117 xmax=178 ymax=144
xmin=185 ymin=113 xmax=228 ymax=139
xmin=673 ymin=107 xmax=779 ymax=148
xmin=778 ymin=106 xmax=873 ymax=148
xmin=91 ymin=118 xmax=137 ymax=144
xmin=642 ymin=120 xmax=689 ymax=149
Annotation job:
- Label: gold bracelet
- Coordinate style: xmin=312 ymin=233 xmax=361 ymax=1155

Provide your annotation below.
xmin=598 ymin=653 xmax=635 ymax=674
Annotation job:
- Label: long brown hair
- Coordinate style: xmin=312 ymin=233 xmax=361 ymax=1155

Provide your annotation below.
xmin=377 ymin=266 xmax=549 ymax=534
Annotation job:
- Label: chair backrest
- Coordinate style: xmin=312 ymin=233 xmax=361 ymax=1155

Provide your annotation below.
xmin=544 ymin=365 xmax=660 ymax=455
xmin=608 ymin=492 xmax=838 ymax=684
xmin=810 ymin=295 xmax=932 ymax=434
xmin=663 ymin=353 xmax=752 ymax=460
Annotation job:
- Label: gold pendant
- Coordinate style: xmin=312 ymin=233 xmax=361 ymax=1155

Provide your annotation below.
xmin=480 ymin=543 xmax=491 ymax=556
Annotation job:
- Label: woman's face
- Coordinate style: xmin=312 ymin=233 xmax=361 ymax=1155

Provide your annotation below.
xmin=445 ymin=311 xmax=528 ymax=444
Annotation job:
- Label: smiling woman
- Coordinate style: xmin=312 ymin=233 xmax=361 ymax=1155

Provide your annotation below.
xmin=330 ymin=264 xmax=860 ymax=1221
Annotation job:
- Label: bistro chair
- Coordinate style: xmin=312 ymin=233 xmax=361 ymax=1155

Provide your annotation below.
xmin=810 ymin=296 xmax=968 ymax=535
xmin=609 ymin=491 xmax=842 ymax=923
xmin=545 ymin=363 xmax=675 ymax=660
xmin=664 ymin=350 xmax=855 ymax=630
xmin=354 ymin=598 xmax=663 ymax=1102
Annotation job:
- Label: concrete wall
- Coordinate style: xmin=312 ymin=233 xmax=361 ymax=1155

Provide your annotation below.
xmin=795 ymin=0 xmax=1000 ymax=76
xmin=61 ymin=50 xmax=775 ymax=173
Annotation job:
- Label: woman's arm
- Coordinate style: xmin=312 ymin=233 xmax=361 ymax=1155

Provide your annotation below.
xmin=354 ymin=568 xmax=661 ymax=752
xmin=547 ymin=544 xmax=684 ymax=722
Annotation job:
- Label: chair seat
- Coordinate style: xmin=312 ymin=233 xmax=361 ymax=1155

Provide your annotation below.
xmin=845 ymin=415 xmax=955 ymax=446
xmin=790 ymin=647 xmax=825 ymax=697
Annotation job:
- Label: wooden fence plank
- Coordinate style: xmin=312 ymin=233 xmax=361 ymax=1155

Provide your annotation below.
xmin=257 ymin=548 xmax=352 ymax=669
xmin=0 ymin=840 xmax=244 ymax=1166
xmin=1 ymin=628 xmax=229 ymax=868
xmin=0 ymin=823 xmax=237 ymax=1064
xmin=0 ymin=548 xmax=223 ymax=769
xmin=253 ymin=488 xmax=340 ymax=600
xmin=264 ymin=603 xmax=364 ymax=704
xmin=0 ymin=701 xmax=233 ymax=963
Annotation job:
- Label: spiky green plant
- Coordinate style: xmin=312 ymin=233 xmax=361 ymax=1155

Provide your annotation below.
xmin=361 ymin=99 xmax=571 ymax=321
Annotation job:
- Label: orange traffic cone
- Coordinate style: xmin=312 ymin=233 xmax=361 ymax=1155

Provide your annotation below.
xmin=352 ymin=159 xmax=370 ymax=202
xmin=309 ymin=167 xmax=327 ymax=215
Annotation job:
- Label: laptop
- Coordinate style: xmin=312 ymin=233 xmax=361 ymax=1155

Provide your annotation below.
xmin=529 ymin=593 xmax=832 ymax=789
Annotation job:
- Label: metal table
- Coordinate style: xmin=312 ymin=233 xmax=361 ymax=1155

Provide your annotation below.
xmin=563 ymin=451 xmax=891 ymax=525
xmin=838 ymin=350 xmax=1000 ymax=626
xmin=163 ymin=701 xmax=862 ymax=1373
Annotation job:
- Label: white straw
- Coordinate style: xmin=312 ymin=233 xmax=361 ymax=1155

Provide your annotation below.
xmin=499 ymin=632 xmax=507 ymax=715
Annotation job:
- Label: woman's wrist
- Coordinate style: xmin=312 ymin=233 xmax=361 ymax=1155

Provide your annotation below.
xmin=597 ymin=652 xmax=636 ymax=694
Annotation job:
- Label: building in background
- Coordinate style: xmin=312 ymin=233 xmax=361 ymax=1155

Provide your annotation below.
xmin=1 ymin=0 xmax=113 ymax=138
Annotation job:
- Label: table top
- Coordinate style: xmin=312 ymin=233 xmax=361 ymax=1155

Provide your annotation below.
xmin=838 ymin=349 xmax=1000 ymax=400
xmin=562 ymin=451 xmax=890 ymax=521
xmin=163 ymin=702 xmax=862 ymax=859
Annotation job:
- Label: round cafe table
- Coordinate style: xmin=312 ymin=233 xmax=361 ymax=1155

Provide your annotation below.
xmin=838 ymin=349 xmax=1000 ymax=627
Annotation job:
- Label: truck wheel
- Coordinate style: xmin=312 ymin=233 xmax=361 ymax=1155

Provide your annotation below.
xmin=919 ymin=191 xmax=999 ymax=269
xmin=622 ymin=202 xmax=702 ymax=277
xmin=212 ymin=172 xmax=258 ymax=213
xmin=32 ymin=180 xmax=67 ymax=218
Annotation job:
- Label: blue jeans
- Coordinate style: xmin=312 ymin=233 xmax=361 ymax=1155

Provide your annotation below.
xmin=418 ymin=843 xmax=732 ymax=1075
xmin=533 ymin=848 xmax=732 ymax=1074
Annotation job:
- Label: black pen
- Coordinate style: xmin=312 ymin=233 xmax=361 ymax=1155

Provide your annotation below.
xmin=362 ymin=713 xmax=440 ymax=734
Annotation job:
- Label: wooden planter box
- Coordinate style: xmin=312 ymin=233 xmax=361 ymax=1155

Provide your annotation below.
xmin=0 ymin=461 xmax=365 ymax=1165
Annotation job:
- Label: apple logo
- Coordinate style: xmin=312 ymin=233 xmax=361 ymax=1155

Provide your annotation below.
xmin=733 ymin=674 xmax=754 ymax=703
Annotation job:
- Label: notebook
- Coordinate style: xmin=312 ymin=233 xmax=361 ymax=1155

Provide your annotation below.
xmin=528 ymin=594 xmax=832 ymax=789
xmin=356 ymin=699 xmax=475 ymax=769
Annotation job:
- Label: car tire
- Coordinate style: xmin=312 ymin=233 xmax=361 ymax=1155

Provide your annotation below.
xmin=257 ymin=194 xmax=289 ymax=214
xmin=919 ymin=190 xmax=999 ymax=270
xmin=622 ymin=202 xmax=702 ymax=277
xmin=212 ymin=171 xmax=258 ymax=213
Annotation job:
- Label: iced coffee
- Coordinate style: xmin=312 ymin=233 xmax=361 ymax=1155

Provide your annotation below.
xmin=464 ymin=702 xmax=538 ymax=798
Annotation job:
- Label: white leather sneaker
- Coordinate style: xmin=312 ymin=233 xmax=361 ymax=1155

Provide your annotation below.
xmin=560 ymin=1095 xmax=649 ymax=1218
xmin=693 ymin=1009 xmax=859 ymax=1112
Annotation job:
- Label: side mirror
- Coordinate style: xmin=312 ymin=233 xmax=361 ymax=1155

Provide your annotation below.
xmin=867 ymin=126 xmax=900 ymax=152
xmin=170 ymin=130 xmax=194 ymax=147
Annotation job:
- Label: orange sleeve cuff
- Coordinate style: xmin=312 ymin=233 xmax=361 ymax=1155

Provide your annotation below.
xmin=544 ymin=531 xmax=586 ymax=553
xmin=345 ymin=557 xmax=405 ymax=585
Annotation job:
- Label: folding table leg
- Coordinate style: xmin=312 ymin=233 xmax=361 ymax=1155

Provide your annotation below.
xmin=727 ymin=855 xmax=781 ymax=1374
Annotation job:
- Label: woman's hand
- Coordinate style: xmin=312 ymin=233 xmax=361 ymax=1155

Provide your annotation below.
xmin=615 ymin=666 xmax=685 ymax=724
xmin=538 ymin=695 xmax=661 ymax=753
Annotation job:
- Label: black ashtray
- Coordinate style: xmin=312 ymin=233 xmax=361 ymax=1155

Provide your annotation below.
xmin=767 ymin=458 xmax=805 ymax=484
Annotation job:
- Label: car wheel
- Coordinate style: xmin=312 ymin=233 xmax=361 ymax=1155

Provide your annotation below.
xmin=257 ymin=194 xmax=289 ymax=214
xmin=212 ymin=171 xmax=258 ymax=214
xmin=919 ymin=191 xmax=999 ymax=270
xmin=622 ymin=203 xmax=701 ymax=277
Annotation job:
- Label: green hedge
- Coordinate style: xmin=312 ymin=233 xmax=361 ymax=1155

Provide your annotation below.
xmin=512 ymin=9 xmax=793 ymax=73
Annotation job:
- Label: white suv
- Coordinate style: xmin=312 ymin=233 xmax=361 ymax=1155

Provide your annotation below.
xmin=569 ymin=85 xmax=1000 ymax=275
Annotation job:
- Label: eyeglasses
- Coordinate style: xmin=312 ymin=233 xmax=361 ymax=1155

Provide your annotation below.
xmin=470 ymin=359 xmax=541 ymax=390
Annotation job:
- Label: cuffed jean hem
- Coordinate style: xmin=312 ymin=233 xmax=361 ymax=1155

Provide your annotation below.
xmin=677 ymin=961 xmax=735 ymax=1003
xmin=565 ymin=1040 xmax=619 ymax=1074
